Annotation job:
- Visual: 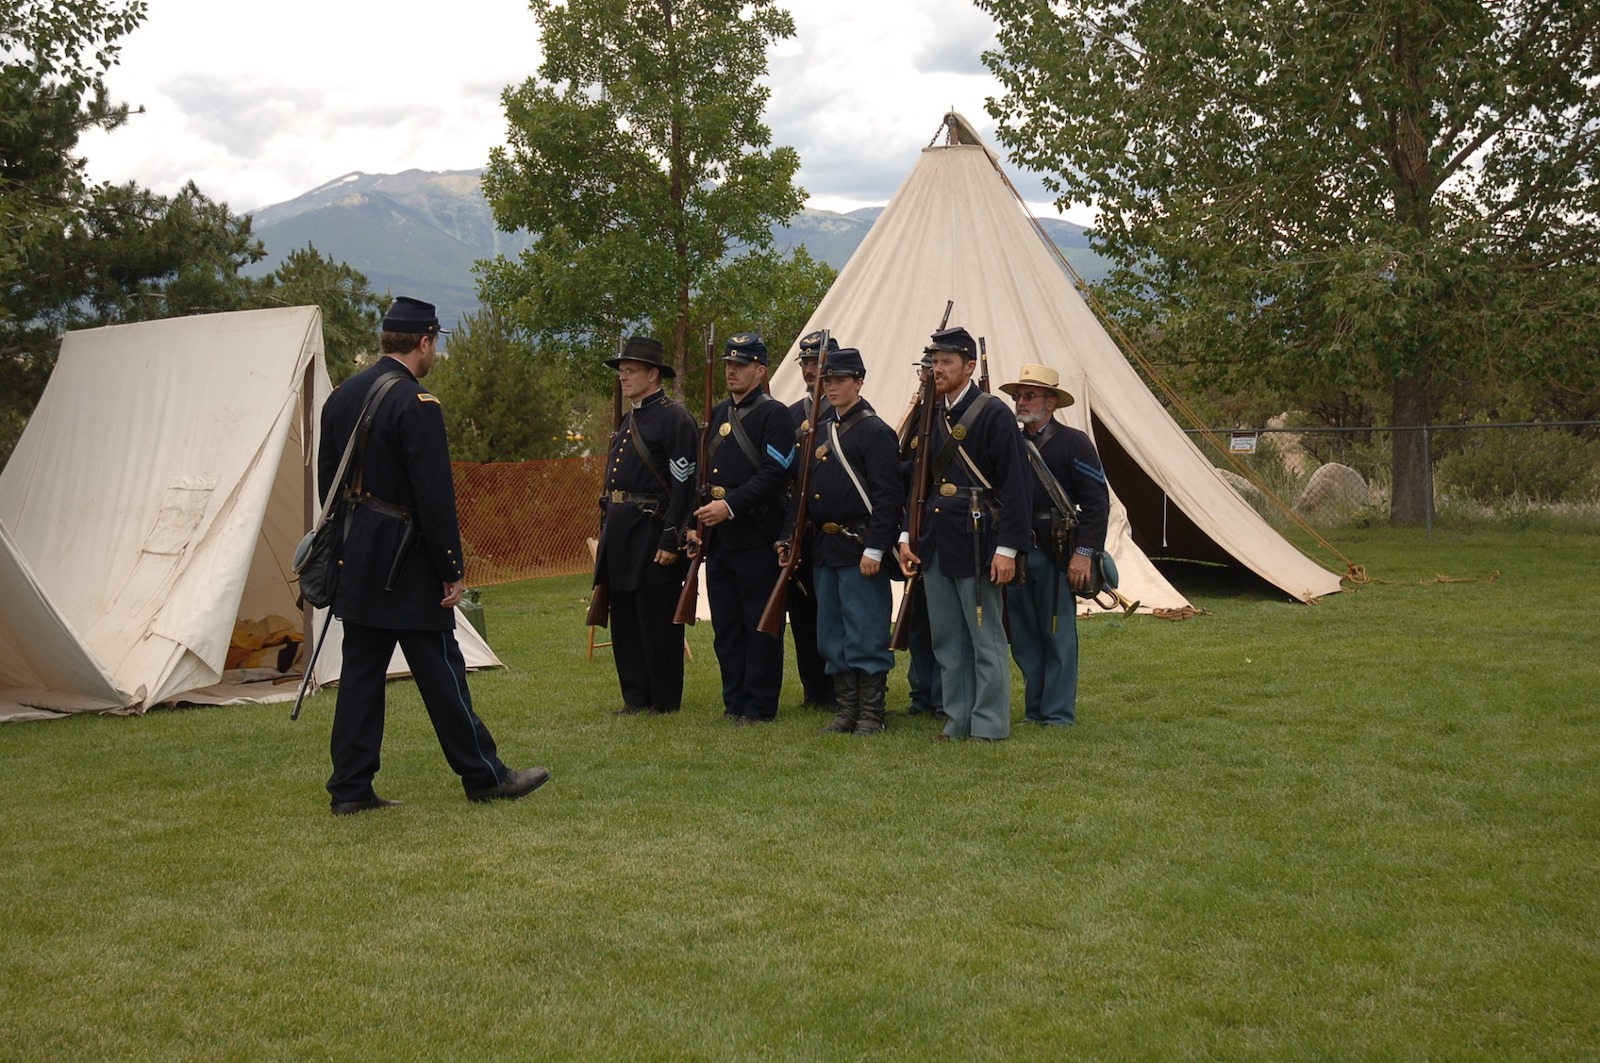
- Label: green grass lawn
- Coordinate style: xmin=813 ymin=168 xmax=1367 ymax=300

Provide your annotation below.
xmin=4 ymin=520 xmax=1598 ymax=1060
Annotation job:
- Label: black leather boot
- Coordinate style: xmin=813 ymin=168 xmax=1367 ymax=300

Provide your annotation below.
xmin=819 ymin=670 xmax=859 ymax=733
xmin=853 ymin=670 xmax=887 ymax=736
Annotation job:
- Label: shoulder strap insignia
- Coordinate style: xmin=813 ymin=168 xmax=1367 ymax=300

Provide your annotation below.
xmin=418 ymin=393 xmax=441 ymax=405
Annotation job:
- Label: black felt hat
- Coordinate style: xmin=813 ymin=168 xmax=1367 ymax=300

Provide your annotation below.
xmin=606 ymin=336 xmax=675 ymax=378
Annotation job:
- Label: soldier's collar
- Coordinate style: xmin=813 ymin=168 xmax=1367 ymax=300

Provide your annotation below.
xmin=942 ymin=379 xmax=978 ymax=411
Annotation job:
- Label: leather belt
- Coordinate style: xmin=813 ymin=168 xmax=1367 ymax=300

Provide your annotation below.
xmin=817 ymin=520 xmax=864 ymax=541
xmin=350 ymin=492 xmax=412 ymax=522
xmin=608 ymin=490 xmax=666 ymax=506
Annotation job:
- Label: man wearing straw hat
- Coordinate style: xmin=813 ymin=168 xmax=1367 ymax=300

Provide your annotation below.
xmin=1000 ymin=363 xmax=1110 ymax=727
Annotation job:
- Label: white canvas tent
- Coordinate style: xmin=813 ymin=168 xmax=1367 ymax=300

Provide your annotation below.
xmin=0 ymin=307 xmax=500 ymax=723
xmin=770 ymin=113 xmax=1344 ymax=612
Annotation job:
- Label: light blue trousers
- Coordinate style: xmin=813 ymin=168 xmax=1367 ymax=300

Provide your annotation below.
xmin=815 ymin=563 xmax=895 ymax=676
xmin=923 ymin=567 xmax=1011 ymax=739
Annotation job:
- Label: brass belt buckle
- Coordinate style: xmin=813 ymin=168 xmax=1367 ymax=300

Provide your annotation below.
xmin=821 ymin=521 xmax=841 ymax=534
xmin=710 ymin=485 xmax=727 ymax=499
xmin=939 ymin=482 xmax=958 ymax=497
xmin=610 ymin=489 xmax=626 ymax=503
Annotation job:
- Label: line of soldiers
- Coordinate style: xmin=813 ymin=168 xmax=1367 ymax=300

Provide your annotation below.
xmin=590 ymin=323 xmax=1111 ymax=741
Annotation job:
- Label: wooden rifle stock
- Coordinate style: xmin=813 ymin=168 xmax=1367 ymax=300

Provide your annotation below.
xmin=890 ymin=356 xmax=940 ymax=651
xmin=756 ymin=333 xmax=829 ymax=637
xmin=585 ymin=582 xmax=609 ymax=626
xmin=588 ymin=359 xmax=625 ymax=628
xmin=673 ymin=325 xmax=717 ymax=625
xmin=890 ymin=302 xmax=953 ymax=651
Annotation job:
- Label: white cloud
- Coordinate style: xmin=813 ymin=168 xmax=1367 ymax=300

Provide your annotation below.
xmin=79 ymin=0 xmax=1095 ymax=224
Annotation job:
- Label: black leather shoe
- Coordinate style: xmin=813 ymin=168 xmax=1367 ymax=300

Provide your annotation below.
xmin=733 ymin=715 xmax=774 ymax=726
xmin=613 ymin=704 xmax=649 ymax=715
xmin=467 ymin=766 xmax=551 ymax=803
xmin=648 ymin=706 xmax=680 ymax=715
xmin=330 ymin=795 xmax=402 ymax=816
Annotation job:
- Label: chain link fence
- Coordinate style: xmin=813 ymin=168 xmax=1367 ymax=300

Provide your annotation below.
xmin=453 ymin=457 xmax=605 ymax=585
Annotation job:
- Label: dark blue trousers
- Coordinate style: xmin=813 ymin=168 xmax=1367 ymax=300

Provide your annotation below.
xmin=609 ymin=582 xmax=685 ymax=712
xmin=905 ymin=580 xmax=943 ymax=713
xmin=787 ymin=554 xmax=831 ymax=704
xmin=327 ymin=621 xmax=506 ymax=802
xmin=707 ymin=545 xmax=785 ymax=719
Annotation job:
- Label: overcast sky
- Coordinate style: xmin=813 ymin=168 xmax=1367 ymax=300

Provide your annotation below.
xmin=79 ymin=0 xmax=1092 ymax=223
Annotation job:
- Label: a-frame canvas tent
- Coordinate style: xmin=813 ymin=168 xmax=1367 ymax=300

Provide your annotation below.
xmin=0 ymin=307 xmax=500 ymax=723
xmin=769 ymin=113 xmax=1344 ymax=612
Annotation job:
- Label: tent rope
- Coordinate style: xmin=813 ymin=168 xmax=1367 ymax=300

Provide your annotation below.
xmin=980 ymin=154 xmax=1368 ymax=589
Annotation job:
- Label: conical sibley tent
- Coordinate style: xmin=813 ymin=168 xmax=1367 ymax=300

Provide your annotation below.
xmin=769 ymin=113 xmax=1343 ymax=611
xmin=0 ymin=307 xmax=500 ymax=722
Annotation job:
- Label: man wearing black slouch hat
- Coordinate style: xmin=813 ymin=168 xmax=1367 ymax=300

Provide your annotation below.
xmin=594 ymin=336 xmax=699 ymax=716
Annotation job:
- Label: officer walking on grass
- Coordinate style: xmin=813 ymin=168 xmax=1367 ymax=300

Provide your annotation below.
xmin=318 ymin=297 xmax=549 ymax=814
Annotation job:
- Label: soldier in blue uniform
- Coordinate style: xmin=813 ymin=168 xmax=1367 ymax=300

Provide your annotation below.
xmin=897 ymin=326 xmax=1029 ymax=742
xmin=1002 ymin=364 xmax=1111 ymax=726
xmin=318 ymin=297 xmax=548 ymax=814
xmin=784 ymin=329 xmax=836 ymax=711
xmin=687 ymin=332 xmax=795 ymax=724
xmin=594 ymin=336 xmax=699 ymax=715
xmin=781 ymin=348 xmax=905 ymax=736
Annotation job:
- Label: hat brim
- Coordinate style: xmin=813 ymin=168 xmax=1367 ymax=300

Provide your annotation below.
xmin=999 ymin=380 xmax=1075 ymax=406
xmin=606 ymin=357 xmax=675 ymax=379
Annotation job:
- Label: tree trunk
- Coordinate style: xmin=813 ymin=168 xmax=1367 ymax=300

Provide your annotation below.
xmin=1389 ymin=373 xmax=1432 ymax=524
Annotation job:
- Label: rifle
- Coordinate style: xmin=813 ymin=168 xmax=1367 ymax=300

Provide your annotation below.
xmin=890 ymin=301 xmax=954 ymax=651
xmin=585 ymin=334 xmax=626 ymax=627
xmin=757 ymin=333 xmax=828 ymax=637
xmin=978 ymin=335 xmax=990 ymax=395
xmin=672 ymin=324 xmax=716 ymax=625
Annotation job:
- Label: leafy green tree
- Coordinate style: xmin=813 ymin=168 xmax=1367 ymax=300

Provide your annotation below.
xmin=980 ymin=0 xmax=1600 ymax=522
xmin=479 ymin=0 xmax=806 ymax=388
xmin=1 ymin=0 xmax=144 ymax=283
xmin=673 ymin=244 xmax=836 ymax=406
xmin=1 ymin=1 xmax=387 ymax=463
xmin=3 ymin=0 xmax=147 ymax=455
xmin=426 ymin=309 xmax=596 ymax=461
xmin=251 ymin=243 xmax=383 ymax=383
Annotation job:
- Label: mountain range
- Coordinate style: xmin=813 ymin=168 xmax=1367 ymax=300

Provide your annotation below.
xmin=246 ymin=169 xmax=1109 ymax=332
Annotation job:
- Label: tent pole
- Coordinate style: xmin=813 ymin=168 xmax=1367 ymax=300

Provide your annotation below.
xmin=301 ymin=360 xmax=317 ymax=685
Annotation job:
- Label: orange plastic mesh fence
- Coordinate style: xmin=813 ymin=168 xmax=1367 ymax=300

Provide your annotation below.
xmin=453 ymin=457 xmax=604 ymax=586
